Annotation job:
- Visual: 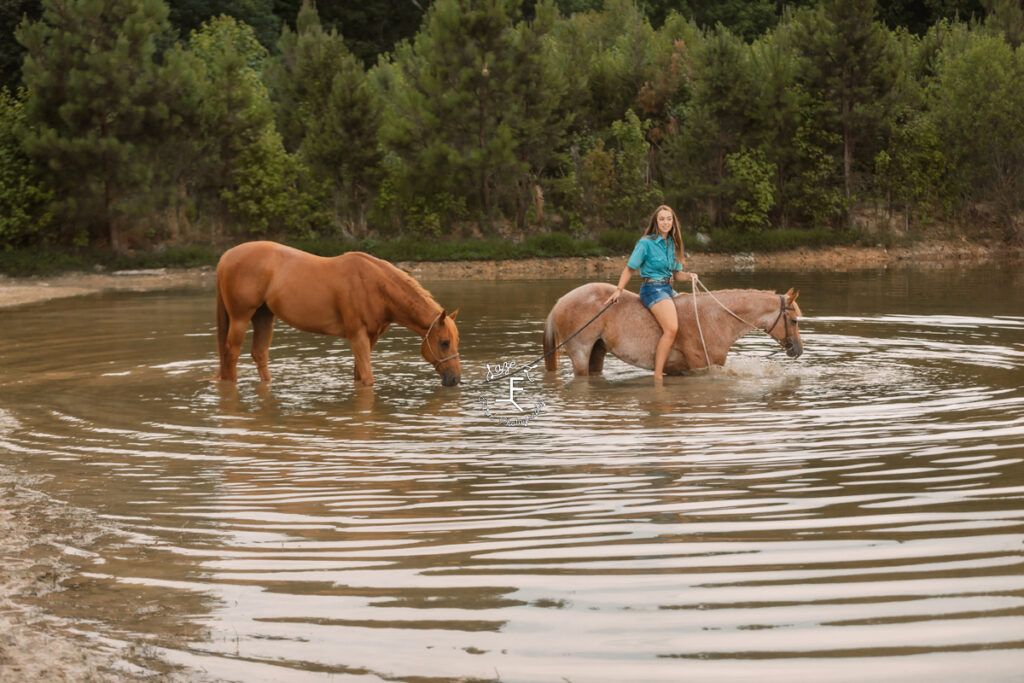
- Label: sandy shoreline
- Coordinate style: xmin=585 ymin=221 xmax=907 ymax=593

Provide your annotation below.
xmin=0 ymin=240 xmax=1015 ymax=310
xmin=0 ymin=239 xmax=1019 ymax=680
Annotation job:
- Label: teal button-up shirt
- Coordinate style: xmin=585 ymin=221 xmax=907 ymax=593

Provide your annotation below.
xmin=626 ymin=235 xmax=682 ymax=280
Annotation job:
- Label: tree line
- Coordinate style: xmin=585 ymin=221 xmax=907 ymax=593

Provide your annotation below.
xmin=1 ymin=0 xmax=1023 ymax=254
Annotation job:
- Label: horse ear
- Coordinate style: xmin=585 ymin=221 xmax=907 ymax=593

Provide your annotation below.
xmin=448 ymin=308 xmax=459 ymax=320
xmin=786 ymin=288 xmax=799 ymax=302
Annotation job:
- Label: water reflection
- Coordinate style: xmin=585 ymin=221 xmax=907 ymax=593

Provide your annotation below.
xmin=0 ymin=265 xmax=1023 ymax=681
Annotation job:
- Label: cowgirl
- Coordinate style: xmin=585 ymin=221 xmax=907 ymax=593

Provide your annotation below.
xmin=604 ymin=204 xmax=698 ymax=382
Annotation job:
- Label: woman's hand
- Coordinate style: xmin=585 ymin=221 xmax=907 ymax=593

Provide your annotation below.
xmin=603 ymin=288 xmax=623 ymax=305
xmin=677 ymin=271 xmax=698 ymax=285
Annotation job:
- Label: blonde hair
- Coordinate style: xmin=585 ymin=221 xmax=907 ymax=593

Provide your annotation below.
xmin=642 ymin=204 xmax=684 ymax=265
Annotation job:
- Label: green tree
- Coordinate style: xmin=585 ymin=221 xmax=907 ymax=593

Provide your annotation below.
xmin=792 ymin=0 xmax=904 ymax=209
xmin=725 ymin=146 xmax=776 ymax=231
xmin=0 ymin=87 xmax=52 ymax=248
xmin=927 ymin=28 xmax=1024 ymax=240
xmin=271 ymin=0 xmax=435 ymax=65
xmin=189 ymin=15 xmax=304 ymax=236
xmin=665 ymin=23 xmax=755 ymax=227
xmin=609 ymin=110 xmax=662 ymax=228
xmin=267 ymin=0 xmax=383 ymax=236
xmin=380 ymin=0 xmax=569 ymax=231
xmin=552 ymin=0 xmax=657 ymax=136
xmin=984 ymin=0 xmax=1024 ymax=47
xmin=745 ymin=19 xmax=810 ymax=227
xmin=18 ymin=0 xmax=186 ymax=250
xmin=0 ymin=0 xmax=41 ymax=90
xmin=167 ymin=0 xmax=282 ymax=52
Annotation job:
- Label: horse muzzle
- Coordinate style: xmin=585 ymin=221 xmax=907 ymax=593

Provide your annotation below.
xmin=786 ymin=337 xmax=803 ymax=358
xmin=441 ymin=370 xmax=461 ymax=387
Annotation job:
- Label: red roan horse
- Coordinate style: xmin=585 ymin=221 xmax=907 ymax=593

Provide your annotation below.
xmin=544 ymin=283 xmax=802 ymax=375
xmin=212 ymin=241 xmax=461 ymax=386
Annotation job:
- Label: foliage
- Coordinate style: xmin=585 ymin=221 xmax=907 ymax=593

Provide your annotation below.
xmin=1 ymin=0 xmax=1023 ymax=256
xmin=17 ymin=0 xmax=186 ymax=251
xmin=707 ymin=226 xmax=861 ymax=252
xmin=166 ymin=0 xmax=281 ymax=52
xmin=791 ymin=0 xmax=905 ymax=206
xmin=0 ymin=87 xmax=52 ymax=249
xmin=925 ymin=28 xmax=1024 ymax=237
xmin=725 ymin=147 xmax=777 ymax=232
xmin=267 ymin=0 xmax=383 ymax=237
xmin=189 ymin=15 xmax=309 ymax=237
xmin=378 ymin=0 xmax=570 ymax=232
xmin=0 ymin=0 xmax=41 ymax=91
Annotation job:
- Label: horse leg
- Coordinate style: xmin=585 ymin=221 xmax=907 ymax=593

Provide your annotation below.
xmin=350 ymin=329 xmax=374 ymax=386
xmin=566 ymin=342 xmax=592 ymax=376
xmin=588 ymin=339 xmax=607 ymax=374
xmin=220 ymin=316 xmax=251 ymax=382
xmin=250 ymin=304 xmax=275 ymax=383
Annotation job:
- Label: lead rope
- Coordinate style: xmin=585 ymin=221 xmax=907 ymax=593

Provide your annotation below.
xmin=690 ymin=276 xmax=713 ymax=370
xmin=482 ymin=299 xmax=616 ymax=384
xmin=692 ymin=277 xmax=790 ymax=349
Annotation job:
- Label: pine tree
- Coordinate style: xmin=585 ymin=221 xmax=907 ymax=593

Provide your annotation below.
xmin=267 ymin=0 xmax=382 ymax=236
xmin=792 ymin=0 xmax=903 ymax=208
xmin=18 ymin=0 xmax=181 ymax=250
xmin=189 ymin=15 xmax=300 ymax=237
xmin=381 ymin=0 xmax=563 ymax=230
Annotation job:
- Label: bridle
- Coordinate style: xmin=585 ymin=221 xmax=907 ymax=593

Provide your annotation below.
xmin=691 ymin=281 xmax=799 ymax=368
xmin=423 ymin=311 xmax=459 ymax=368
xmin=765 ymin=294 xmax=799 ymax=343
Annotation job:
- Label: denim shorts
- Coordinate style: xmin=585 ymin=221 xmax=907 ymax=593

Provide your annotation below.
xmin=639 ymin=281 xmax=675 ymax=308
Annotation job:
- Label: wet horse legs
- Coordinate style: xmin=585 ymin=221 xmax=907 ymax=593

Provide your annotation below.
xmin=350 ymin=328 xmax=375 ymax=386
xmin=220 ymin=315 xmax=250 ymax=382
xmin=250 ymin=305 xmax=275 ymax=382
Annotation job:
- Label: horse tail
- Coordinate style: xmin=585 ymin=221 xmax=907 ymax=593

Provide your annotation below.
xmin=213 ymin=278 xmax=229 ymax=380
xmin=543 ymin=308 xmax=560 ymax=371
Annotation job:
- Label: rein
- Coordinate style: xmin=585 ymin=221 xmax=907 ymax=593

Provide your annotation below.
xmin=691 ymin=279 xmax=794 ymax=367
xmin=482 ymin=299 xmax=616 ymax=384
xmin=423 ymin=311 xmax=459 ymax=367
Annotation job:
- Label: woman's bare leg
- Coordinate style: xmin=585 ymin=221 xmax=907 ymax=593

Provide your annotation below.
xmin=648 ymin=298 xmax=679 ymax=382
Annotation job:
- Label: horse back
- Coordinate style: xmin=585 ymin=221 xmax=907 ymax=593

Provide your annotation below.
xmin=216 ymin=242 xmax=383 ymax=337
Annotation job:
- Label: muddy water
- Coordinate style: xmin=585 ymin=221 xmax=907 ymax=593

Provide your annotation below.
xmin=1 ymin=265 xmax=1023 ymax=682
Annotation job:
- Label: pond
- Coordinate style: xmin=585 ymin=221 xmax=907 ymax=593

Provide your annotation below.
xmin=1 ymin=264 xmax=1023 ymax=682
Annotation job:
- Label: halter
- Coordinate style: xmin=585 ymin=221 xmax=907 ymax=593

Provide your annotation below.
xmin=423 ymin=311 xmax=459 ymax=367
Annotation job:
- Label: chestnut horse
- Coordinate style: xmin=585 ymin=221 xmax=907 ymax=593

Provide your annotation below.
xmin=544 ymin=283 xmax=802 ymax=376
xmin=213 ymin=241 xmax=461 ymax=386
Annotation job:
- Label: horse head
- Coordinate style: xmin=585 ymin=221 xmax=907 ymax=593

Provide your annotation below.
xmin=422 ymin=309 xmax=462 ymax=386
xmin=765 ymin=289 xmax=803 ymax=359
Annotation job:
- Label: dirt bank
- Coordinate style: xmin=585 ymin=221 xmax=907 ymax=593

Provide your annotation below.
xmin=0 ymin=465 xmax=202 ymax=681
xmin=0 ymin=240 xmax=1016 ymax=310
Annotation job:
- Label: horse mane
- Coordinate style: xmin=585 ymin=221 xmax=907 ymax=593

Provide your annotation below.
xmin=352 ymin=252 xmax=441 ymax=312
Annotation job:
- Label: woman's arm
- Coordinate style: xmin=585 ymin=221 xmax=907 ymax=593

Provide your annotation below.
xmin=604 ymin=266 xmax=635 ymax=304
xmin=674 ymin=269 xmax=698 ymax=286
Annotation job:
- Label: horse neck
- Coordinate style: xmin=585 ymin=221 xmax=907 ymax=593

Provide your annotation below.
xmin=698 ymin=290 xmax=776 ymax=343
xmin=381 ymin=271 xmax=441 ymax=335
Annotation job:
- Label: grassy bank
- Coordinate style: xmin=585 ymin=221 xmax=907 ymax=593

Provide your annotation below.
xmin=0 ymin=228 xmax=881 ymax=278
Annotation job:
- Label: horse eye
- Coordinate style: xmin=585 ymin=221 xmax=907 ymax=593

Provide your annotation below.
xmin=440 ymin=339 xmax=450 ymax=349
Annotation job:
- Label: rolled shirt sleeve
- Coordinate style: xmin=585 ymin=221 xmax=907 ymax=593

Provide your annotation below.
xmin=626 ymin=239 xmax=648 ymax=271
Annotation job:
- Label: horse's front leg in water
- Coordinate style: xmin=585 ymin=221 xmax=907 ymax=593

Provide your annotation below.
xmin=350 ymin=329 xmax=374 ymax=386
